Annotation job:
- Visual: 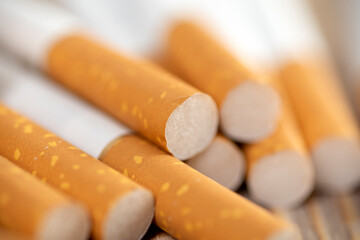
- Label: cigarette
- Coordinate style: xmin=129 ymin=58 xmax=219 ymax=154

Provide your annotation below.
xmin=253 ymin=0 xmax=360 ymax=194
xmin=0 ymin=0 xmax=219 ymax=160
xmin=244 ymin=72 xmax=315 ymax=208
xmin=165 ymin=21 xmax=281 ymax=143
xmin=0 ymin=156 xmax=90 ymax=240
xmin=186 ymin=134 xmax=246 ymax=191
xmin=0 ymin=104 xmax=154 ymax=240
xmin=280 ymin=59 xmax=360 ymax=194
xmin=100 ymin=134 xmax=301 ymax=240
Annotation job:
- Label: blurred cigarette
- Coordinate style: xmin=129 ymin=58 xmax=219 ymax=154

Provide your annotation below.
xmin=280 ymin=59 xmax=360 ymax=194
xmin=310 ymin=0 xmax=360 ymax=115
xmin=0 ymin=156 xmax=90 ymax=240
xmin=254 ymin=0 xmax=360 ymax=194
xmin=245 ymin=71 xmax=314 ymax=208
xmin=186 ymin=134 xmax=246 ymax=191
xmin=0 ymin=0 xmax=218 ymax=160
xmin=165 ymin=21 xmax=281 ymax=143
xmin=0 ymin=104 xmax=154 ymax=240
xmin=100 ymin=134 xmax=301 ymax=240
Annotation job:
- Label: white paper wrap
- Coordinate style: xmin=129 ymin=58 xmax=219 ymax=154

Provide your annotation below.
xmin=54 ymin=0 xmax=276 ymax=70
xmin=252 ymin=0 xmax=328 ymax=61
xmin=0 ymin=54 xmax=131 ymax=158
xmin=0 ymin=0 xmax=81 ymax=69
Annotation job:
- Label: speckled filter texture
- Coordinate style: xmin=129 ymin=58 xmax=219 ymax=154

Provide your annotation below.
xmin=100 ymin=134 xmax=292 ymax=240
xmin=0 ymin=104 xmax=147 ymax=240
xmin=46 ymin=35 xmax=199 ymax=152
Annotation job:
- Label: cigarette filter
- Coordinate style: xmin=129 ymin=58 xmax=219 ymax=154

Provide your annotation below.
xmin=0 ymin=156 xmax=90 ymax=240
xmin=186 ymin=134 xmax=245 ymax=191
xmin=165 ymin=21 xmax=281 ymax=143
xmin=0 ymin=0 xmax=218 ymax=160
xmin=0 ymin=104 xmax=154 ymax=240
xmin=244 ymin=71 xmax=314 ymax=208
xmin=280 ymin=58 xmax=360 ymax=194
xmin=100 ymin=134 xmax=301 ymax=240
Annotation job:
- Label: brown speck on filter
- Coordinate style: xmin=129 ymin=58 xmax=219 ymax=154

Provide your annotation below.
xmin=280 ymin=57 xmax=360 ymax=194
xmin=186 ymin=134 xmax=246 ymax=191
xmin=165 ymin=21 xmax=281 ymax=143
xmin=0 ymin=156 xmax=90 ymax=240
xmin=245 ymin=72 xmax=315 ymax=209
xmin=100 ymin=134 xmax=301 ymax=240
xmin=0 ymin=104 xmax=154 ymax=240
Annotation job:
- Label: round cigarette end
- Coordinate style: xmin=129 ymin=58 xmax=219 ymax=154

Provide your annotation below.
xmin=166 ymin=93 xmax=219 ymax=160
xmin=220 ymin=81 xmax=281 ymax=143
xmin=38 ymin=203 xmax=90 ymax=240
xmin=248 ymin=150 xmax=314 ymax=208
xmin=312 ymin=137 xmax=360 ymax=194
xmin=187 ymin=136 xmax=245 ymax=190
xmin=267 ymin=226 xmax=302 ymax=240
xmin=103 ymin=188 xmax=154 ymax=240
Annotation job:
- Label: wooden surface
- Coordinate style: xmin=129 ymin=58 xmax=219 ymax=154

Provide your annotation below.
xmin=274 ymin=192 xmax=360 ymax=240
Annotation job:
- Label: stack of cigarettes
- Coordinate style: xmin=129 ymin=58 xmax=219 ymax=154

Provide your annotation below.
xmin=0 ymin=0 xmax=359 ymax=239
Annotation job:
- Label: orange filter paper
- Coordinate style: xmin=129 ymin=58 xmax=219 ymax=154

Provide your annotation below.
xmin=0 ymin=228 xmax=30 ymax=240
xmin=0 ymin=104 xmax=150 ymax=239
xmin=0 ymin=156 xmax=73 ymax=237
xmin=165 ymin=21 xmax=255 ymax=105
xmin=46 ymin=35 xmax=199 ymax=152
xmin=100 ymin=134 xmax=295 ymax=240
xmin=280 ymin=58 xmax=359 ymax=148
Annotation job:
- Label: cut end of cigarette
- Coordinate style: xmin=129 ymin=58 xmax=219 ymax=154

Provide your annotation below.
xmin=38 ymin=203 xmax=90 ymax=240
xmin=220 ymin=81 xmax=281 ymax=143
xmin=166 ymin=92 xmax=219 ymax=160
xmin=187 ymin=136 xmax=245 ymax=190
xmin=248 ymin=150 xmax=314 ymax=209
xmin=103 ymin=189 xmax=154 ymax=240
xmin=267 ymin=226 xmax=302 ymax=240
xmin=312 ymin=137 xmax=360 ymax=194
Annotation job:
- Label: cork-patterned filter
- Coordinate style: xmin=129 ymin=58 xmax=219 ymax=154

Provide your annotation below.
xmin=0 ymin=156 xmax=89 ymax=240
xmin=46 ymin=35 xmax=218 ymax=160
xmin=280 ymin=58 xmax=359 ymax=146
xmin=280 ymin=57 xmax=360 ymax=193
xmin=166 ymin=21 xmax=253 ymax=104
xmin=101 ymin=134 xmax=300 ymax=240
xmin=0 ymin=104 xmax=154 ymax=240
xmin=244 ymin=71 xmax=314 ymax=208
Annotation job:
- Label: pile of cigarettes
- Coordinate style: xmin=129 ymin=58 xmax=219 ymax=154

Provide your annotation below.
xmin=0 ymin=0 xmax=359 ymax=239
